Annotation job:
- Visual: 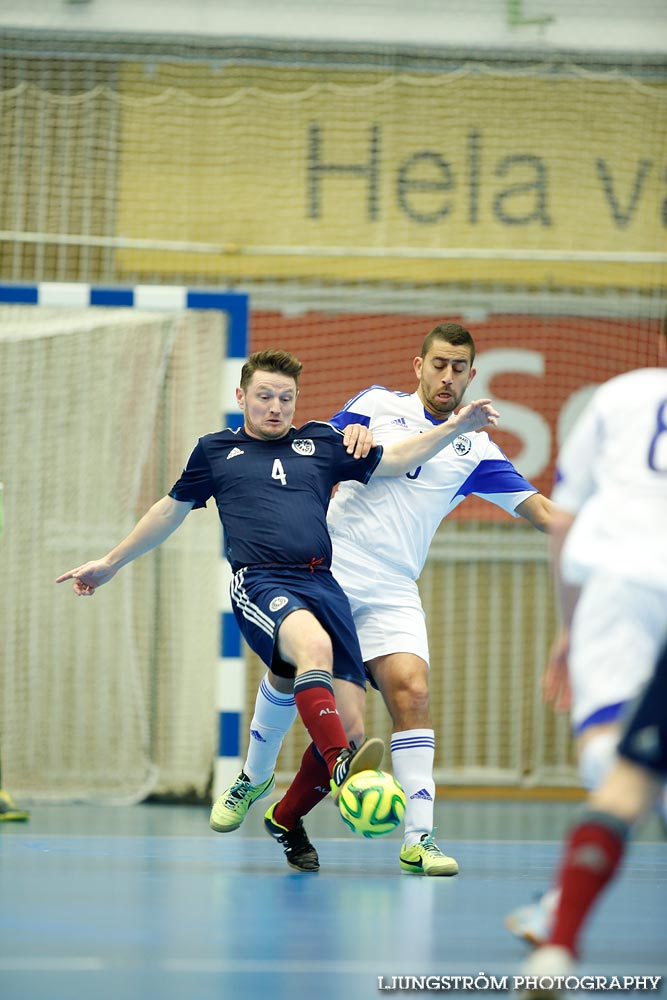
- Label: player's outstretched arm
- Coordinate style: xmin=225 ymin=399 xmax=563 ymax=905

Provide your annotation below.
xmin=375 ymin=398 xmax=499 ymax=477
xmin=56 ymin=495 xmax=194 ymax=596
xmin=515 ymin=493 xmax=556 ymax=533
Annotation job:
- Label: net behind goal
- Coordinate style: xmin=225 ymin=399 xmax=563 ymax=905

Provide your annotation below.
xmin=0 ymin=305 xmax=222 ymax=802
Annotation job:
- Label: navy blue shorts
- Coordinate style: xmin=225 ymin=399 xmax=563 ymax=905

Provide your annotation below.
xmin=230 ymin=565 xmax=366 ymax=689
xmin=617 ymin=641 xmax=667 ymax=778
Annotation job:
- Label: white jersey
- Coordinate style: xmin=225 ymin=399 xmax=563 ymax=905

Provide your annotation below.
xmin=327 ymin=386 xmax=537 ymax=580
xmin=553 ymin=367 xmax=667 ymax=592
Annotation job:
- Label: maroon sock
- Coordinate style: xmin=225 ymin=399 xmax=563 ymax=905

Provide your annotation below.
xmin=274 ymin=743 xmax=331 ymax=830
xmin=292 ymin=669 xmax=347 ymax=774
xmin=549 ymin=811 xmax=628 ymax=956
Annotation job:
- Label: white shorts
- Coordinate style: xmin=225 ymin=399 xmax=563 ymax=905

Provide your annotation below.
xmin=330 ymin=536 xmax=429 ymax=665
xmin=570 ymin=572 xmax=667 ymax=734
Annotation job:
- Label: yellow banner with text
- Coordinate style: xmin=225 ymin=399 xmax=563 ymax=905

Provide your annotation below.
xmin=116 ymin=65 xmax=667 ymax=286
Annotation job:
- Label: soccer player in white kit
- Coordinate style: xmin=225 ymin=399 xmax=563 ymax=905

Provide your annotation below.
xmin=211 ymin=323 xmax=554 ymax=875
xmin=511 ymin=331 xmax=667 ymax=992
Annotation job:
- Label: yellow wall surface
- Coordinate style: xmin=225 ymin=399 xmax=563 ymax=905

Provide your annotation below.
xmin=116 ymin=65 xmax=667 ymax=286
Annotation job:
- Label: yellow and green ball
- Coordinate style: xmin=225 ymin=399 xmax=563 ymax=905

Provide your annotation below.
xmin=338 ymin=769 xmax=406 ymax=838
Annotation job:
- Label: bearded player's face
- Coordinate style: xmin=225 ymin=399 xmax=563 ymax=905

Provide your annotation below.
xmin=414 ymin=339 xmax=476 ymax=419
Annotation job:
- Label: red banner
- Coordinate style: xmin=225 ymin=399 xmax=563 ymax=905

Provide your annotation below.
xmin=251 ymin=311 xmax=658 ymax=518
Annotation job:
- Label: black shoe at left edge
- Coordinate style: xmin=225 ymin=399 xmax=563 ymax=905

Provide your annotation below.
xmin=264 ymin=802 xmax=320 ymax=872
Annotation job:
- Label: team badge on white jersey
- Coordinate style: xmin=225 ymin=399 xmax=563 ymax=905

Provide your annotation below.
xmin=292 ymin=439 xmax=315 ymax=456
xmin=269 ymin=596 xmax=289 ymax=612
xmin=453 ymin=435 xmax=472 ymax=455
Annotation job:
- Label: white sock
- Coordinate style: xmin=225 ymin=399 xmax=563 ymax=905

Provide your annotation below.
xmin=391 ymin=728 xmax=436 ymax=847
xmin=243 ymin=674 xmax=297 ymax=785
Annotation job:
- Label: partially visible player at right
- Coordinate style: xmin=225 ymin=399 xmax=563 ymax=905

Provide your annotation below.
xmin=506 ymin=319 xmax=667 ymax=948
xmin=509 ymin=322 xmax=667 ymax=994
xmin=517 ymin=639 xmax=667 ymax=998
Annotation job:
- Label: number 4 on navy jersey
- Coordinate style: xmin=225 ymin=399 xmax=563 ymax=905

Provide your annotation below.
xmin=272 ymin=458 xmax=287 ymax=485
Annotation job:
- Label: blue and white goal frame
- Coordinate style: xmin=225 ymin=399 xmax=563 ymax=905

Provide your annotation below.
xmin=0 ymin=281 xmax=248 ymax=800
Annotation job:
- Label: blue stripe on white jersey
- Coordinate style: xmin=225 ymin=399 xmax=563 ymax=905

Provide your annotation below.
xmin=330 ymin=385 xmax=411 ymax=430
xmin=329 ymin=409 xmax=370 ymax=429
xmin=454 ymin=459 xmax=535 ymax=501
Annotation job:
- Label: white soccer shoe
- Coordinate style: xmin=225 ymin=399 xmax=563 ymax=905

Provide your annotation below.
xmin=515 ymin=944 xmax=574 ymax=1000
xmin=505 ymin=887 xmax=560 ymax=947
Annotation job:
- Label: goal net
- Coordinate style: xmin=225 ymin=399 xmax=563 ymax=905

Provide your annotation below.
xmin=0 ymin=306 xmax=223 ymax=802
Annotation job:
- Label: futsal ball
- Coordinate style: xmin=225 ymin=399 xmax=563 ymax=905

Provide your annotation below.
xmin=338 ymin=769 xmax=406 ymax=838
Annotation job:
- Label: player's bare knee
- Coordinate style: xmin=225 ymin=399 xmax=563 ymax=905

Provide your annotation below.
xmin=304 ymin=630 xmax=334 ymax=671
xmin=590 ymin=758 xmax=659 ymax=824
xmin=372 ymin=655 xmax=430 ymax=723
xmin=278 ymin=610 xmax=334 ymax=672
xmin=386 ymin=682 xmax=430 ymax=729
xmin=400 ymin=676 xmax=430 ymax=712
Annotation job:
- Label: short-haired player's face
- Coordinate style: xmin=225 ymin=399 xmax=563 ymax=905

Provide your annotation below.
xmin=236 ymin=370 xmax=298 ymax=440
xmin=413 ymin=338 xmax=475 ymax=419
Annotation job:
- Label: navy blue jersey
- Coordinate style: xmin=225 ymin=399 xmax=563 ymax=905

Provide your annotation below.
xmin=169 ymin=421 xmax=383 ymax=571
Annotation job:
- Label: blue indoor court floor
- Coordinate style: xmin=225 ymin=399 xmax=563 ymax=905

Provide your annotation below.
xmin=0 ymin=797 xmax=665 ymax=1000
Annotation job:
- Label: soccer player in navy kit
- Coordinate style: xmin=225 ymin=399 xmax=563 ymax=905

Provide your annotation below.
xmin=57 ymin=348 xmax=499 ymax=871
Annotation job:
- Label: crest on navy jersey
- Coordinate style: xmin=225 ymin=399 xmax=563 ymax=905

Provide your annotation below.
xmin=453 ymin=435 xmax=472 ymax=455
xmin=292 ymin=439 xmax=315 ymax=456
xmin=269 ymin=596 xmax=289 ymax=612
